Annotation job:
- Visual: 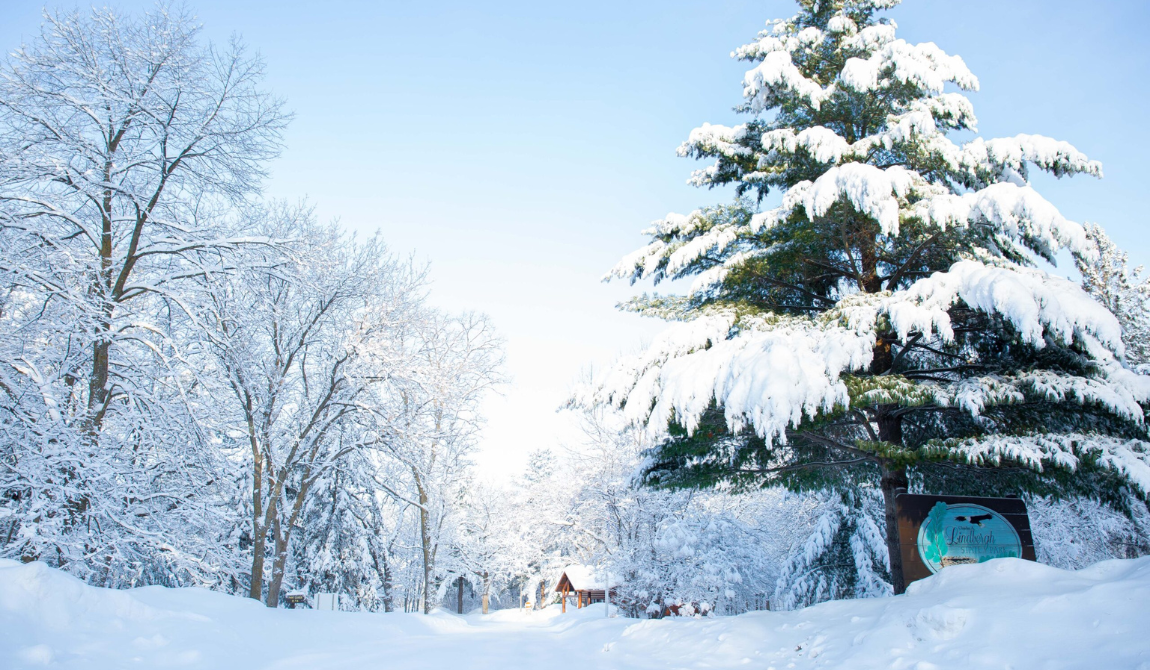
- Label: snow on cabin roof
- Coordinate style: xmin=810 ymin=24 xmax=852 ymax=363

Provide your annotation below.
xmin=557 ymin=565 xmax=618 ymax=591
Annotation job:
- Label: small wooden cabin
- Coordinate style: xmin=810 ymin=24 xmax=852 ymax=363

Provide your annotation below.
xmin=554 ymin=565 xmax=618 ymax=613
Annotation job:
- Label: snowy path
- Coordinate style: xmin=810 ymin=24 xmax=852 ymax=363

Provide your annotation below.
xmin=3 ymin=557 xmax=1150 ymax=669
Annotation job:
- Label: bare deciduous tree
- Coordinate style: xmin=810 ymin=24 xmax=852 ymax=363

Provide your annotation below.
xmin=0 ymin=4 xmax=287 ymax=435
xmin=200 ymin=206 xmax=424 ymax=606
xmin=371 ymin=311 xmax=504 ymax=613
xmin=0 ymin=4 xmax=286 ymax=582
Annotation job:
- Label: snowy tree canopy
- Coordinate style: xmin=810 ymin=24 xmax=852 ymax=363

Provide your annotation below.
xmin=0 ymin=5 xmax=289 ymax=586
xmin=1076 ymin=224 xmax=1150 ymax=367
xmin=0 ymin=7 xmax=507 ymax=611
xmin=578 ymin=0 xmax=1150 ymax=593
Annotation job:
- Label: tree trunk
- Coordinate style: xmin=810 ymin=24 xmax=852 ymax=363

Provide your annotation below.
xmin=247 ymin=428 xmax=266 ymax=601
xmin=877 ymin=407 xmax=908 ymax=594
xmin=265 ymin=514 xmax=288 ymax=607
xmin=249 ymin=522 xmax=266 ymax=601
xmin=372 ymin=544 xmax=395 ymax=612
xmin=382 ymin=571 xmax=394 ymax=612
xmin=457 ymin=575 xmax=464 ymax=614
xmin=251 ymin=476 xmax=281 ymax=603
xmin=414 ymin=471 xmax=433 ymax=614
xmin=87 ymin=164 xmax=117 ymax=431
xmin=89 ymin=338 xmax=111 ymax=416
xmin=880 ymin=460 xmax=909 ymax=595
xmin=265 ymin=476 xmax=312 ymax=607
xmin=481 ymin=571 xmax=489 ymax=614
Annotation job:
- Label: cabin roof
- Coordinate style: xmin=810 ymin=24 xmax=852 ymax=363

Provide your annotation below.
xmin=555 ymin=565 xmax=619 ymax=592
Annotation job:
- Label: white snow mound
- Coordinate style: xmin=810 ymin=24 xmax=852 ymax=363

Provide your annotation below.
xmin=1 ymin=556 xmax=1148 ymax=669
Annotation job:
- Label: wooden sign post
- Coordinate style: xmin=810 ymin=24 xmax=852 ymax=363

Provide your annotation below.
xmin=895 ymin=494 xmax=1036 ymax=587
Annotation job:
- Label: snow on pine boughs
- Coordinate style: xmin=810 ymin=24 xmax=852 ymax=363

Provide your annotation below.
xmin=924 ymin=434 xmax=1150 ymax=498
xmin=578 ymin=0 xmax=1150 ymax=596
xmin=585 ymin=260 xmax=1150 ymax=451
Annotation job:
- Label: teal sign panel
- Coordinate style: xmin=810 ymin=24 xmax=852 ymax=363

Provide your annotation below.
xmin=916 ymin=501 xmax=1023 ymax=573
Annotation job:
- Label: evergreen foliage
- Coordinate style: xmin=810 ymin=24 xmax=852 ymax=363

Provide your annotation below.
xmin=1077 ymin=224 xmax=1150 ymax=366
xmin=581 ymin=0 xmax=1150 ymax=593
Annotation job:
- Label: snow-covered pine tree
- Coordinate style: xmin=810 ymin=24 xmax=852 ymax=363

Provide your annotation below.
xmin=579 ymin=0 xmax=1150 ymax=593
xmin=772 ymin=490 xmax=889 ymax=608
xmin=1077 ymin=224 xmax=1150 ymax=366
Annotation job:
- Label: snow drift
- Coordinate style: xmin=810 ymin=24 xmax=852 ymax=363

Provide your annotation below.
xmin=2 ymin=556 xmax=1148 ymax=669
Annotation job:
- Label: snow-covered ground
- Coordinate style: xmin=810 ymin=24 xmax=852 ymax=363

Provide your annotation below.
xmin=2 ymin=557 xmax=1148 ymax=669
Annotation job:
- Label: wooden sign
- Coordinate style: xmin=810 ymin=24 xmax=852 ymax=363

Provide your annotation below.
xmin=284 ymin=592 xmax=307 ymax=608
xmin=895 ymin=494 xmax=1036 ymax=587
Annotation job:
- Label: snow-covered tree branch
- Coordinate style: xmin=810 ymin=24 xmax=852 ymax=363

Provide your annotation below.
xmin=578 ymin=0 xmax=1150 ymax=595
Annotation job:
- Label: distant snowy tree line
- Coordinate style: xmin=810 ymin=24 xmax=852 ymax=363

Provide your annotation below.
xmin=453 ymin=406 xmax=1150 ymax=617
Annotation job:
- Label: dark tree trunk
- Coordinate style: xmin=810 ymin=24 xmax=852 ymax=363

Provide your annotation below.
xmin=89 ymin=339 xmax=111 ymax=415
xmin=265 ymin=513 xmax=288 ymax=607
xmin=265 ymin=476 xmax=312 ymax=607
xmin=877 ymin=406 xmax=908 ymax=595
xmin=372 ymin=544 xmax=395 ymax=612
xmin=880 ymin=461 xmax=909 ymax=594
xmin=249 ymin=523 xmax=266 ymax=601
xmin=248 ymin=435 xmax=267 ymax=602
xmin=457 ymin=575 xmax=464 ymax=614
xmin=870 ymin=332 xmax=897 ymax=376
xmin=87 ymin=168 xmax=116 ymax=431
xmin=415 ymin=472 xmax=433 ymax=614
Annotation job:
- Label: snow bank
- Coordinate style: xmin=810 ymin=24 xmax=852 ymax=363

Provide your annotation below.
xmin=2 ymin=556 xmax=1148 ymax=668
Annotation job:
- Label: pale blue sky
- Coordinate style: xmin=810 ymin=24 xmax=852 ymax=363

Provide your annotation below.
xmin=3 ymin=1 xmax=1148 ymax=477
